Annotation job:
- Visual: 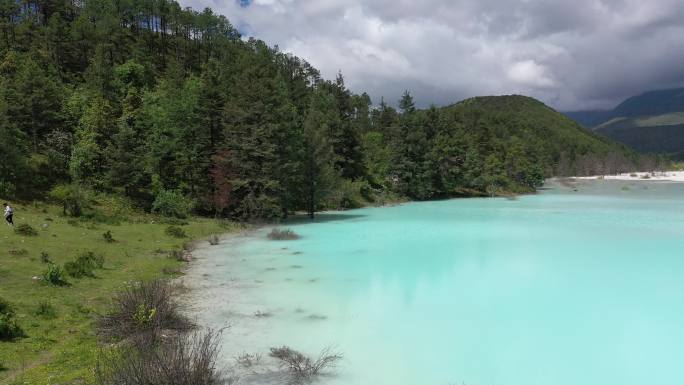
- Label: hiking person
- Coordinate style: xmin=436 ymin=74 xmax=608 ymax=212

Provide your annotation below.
xmin=4 ymin=203 xmax=13 ymax=226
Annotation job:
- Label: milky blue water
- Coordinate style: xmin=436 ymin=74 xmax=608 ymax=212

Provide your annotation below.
xmin=187 ymin=180 xmax=684 ymax=385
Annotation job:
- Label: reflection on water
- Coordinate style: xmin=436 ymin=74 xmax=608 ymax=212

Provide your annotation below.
xmin=184 ymin=180 xmax=684 ymax=385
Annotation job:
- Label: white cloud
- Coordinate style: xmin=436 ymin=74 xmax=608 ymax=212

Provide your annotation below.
xmin=507 ymin=60 xmax=555 ymax=88
xmin=183 ymin=0 xmax=684 ymax=110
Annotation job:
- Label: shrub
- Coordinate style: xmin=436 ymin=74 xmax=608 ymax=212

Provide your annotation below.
xmin=64 ymin=251 xmax=105 ymax=278
xmin=14 ymin=224 xmax=38 ymax=236
xmin=8 ymin=248 xmax=28 ymax=256
xmin=235 ymin=352 xmax=261 ymax=368
xmin=97 ymin=280 xmax=192 ymax=342
xmin=35 ymin=301 xmax=57 ymax=319
xmin=254 ymin=310 xmax=272 ymax=318
xmin=165 ymin=226 xmax=186 ymax=239
xmin=103 ymin=230 xmax=115 ymax=243
xmin=269 ymin=346 xmax=342 ymax=383
xmin=152 ymin=190 xmax=191 ymax=219
xmin=96 ymin=329 xmax=228 ymax=385
xmin=323 ymin=179 xmax=370 ymax=210
xmin=168 ymin=249 xmax=186 ymax=262
xmin=208 ymin=234 xmax=219 ymax=246
xmin=162 ymin=217 xmax=189 ymax=226
xmin=49 ymin=184 xmax=89 ymax=217
xmin=40 ymin=251 xmax=52 ymax=264
xmin=0 ymin=297 xmax=24 ymax=340
xmin=0 ymin=181 xmax=15 ymax=198
xmin=42 ymin=264 xmax=68 ymax=286
xmin=267 ymin=228 xmax=300 ymax=241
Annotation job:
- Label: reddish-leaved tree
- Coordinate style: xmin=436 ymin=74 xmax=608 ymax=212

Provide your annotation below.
xmin=210 ymin=149 xmax=233 ymax=217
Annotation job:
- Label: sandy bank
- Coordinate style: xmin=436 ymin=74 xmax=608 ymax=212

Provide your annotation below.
xmin=574 ymin=171 xmax=684 ymax=182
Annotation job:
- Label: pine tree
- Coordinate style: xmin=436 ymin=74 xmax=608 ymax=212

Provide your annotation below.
xmin=302 ymin=89 xmax=339 ymax=218
xmin=106 ymin=88 xmax=151 ymax=201
xmin=221 ymin=41 xmax=295 ymax=219
xmin=0 ymin=94 xmax=27 ymax=196
xmin=3 ymin=52 xmax=63 ymax=152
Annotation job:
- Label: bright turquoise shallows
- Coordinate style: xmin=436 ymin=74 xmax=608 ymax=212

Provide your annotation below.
xmin=189 ymin=180 xmax=684 ymax=385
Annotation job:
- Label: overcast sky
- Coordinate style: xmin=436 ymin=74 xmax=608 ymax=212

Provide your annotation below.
xmin=181 ymin=0 xmax=684 ymax=110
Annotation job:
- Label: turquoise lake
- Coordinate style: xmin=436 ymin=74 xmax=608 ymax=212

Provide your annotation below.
xmin=186 ymin=179 xmax=684 ymax=385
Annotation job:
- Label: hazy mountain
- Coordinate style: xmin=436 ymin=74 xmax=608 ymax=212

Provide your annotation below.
xmin=564 ymin=110 xmax=614 ymax=128
xmin=564 ymin=88 xmax=684 ymax=157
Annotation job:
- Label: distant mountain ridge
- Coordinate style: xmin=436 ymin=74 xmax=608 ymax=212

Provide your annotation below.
xmin=564 ymin=87 xmax=684 ymax=157
xmin=566 ymin=87 xmax=684 ymax=127
xmin=564 ymin=110 xmax=614 ymax=128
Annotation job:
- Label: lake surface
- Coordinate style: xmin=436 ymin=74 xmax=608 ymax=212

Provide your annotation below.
xmin=185 ymin=179 xmax=684 ymax=385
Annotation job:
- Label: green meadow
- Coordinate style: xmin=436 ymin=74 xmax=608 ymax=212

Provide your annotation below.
xmin=0 ymin=199 xmax=237 ymax=384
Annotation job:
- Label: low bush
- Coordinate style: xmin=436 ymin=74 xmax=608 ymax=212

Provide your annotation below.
xmin=235 ymin=352 xmax=261 ymax=368
xmin=168 ymin=249 xmax=186 ymax=262
xmin=165 ymin=226 xmax=186 ymax=239
xmin=267 ymin=228 xmax=300 ymax=241
xmin=96 ymin=330 xmax=230 ymax=385
xmin=162 ymin=217 xmax=189 ymax=226
xmin=0 ymin=297 xmax=24 ymax=341
xmin=8 ymin=248 xmax=28 ymax=256
xmin=103 ymin=230 xmax=115 ymax=243
xmin=208 ymin=234 xmax=220 ymax=246
xmin=14 ymin=223 xmax=38 ymax=236
xmin=323 ymin=179 xmax=370 ymax=210
xmin=42 ymin=264 xmax=68 ymax=286
xmin=254 ymin=310 xmax=272 ymax=318
xmin=40 ymin=251 xmax=52 ymax=264
xmin=0 ymin=181 xmax=15 ymax=199
xmin=152 ymin=190 xmax=191 ymax=219
xmin=49 ymin=184 xmax=89 ymax=217
xmin=64 ymin=251 xmax=105 ymax=278
xmin=35 ymin=301 xmax=57 ymax=319
xmin=97 ymin=280 xmax=192 ymax=342
xmin=269 ymin=346 xmax=342 ymax=383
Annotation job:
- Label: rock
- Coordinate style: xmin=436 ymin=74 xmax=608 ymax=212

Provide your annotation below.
xmin=32 ymin=276 xmax=41 ymax=282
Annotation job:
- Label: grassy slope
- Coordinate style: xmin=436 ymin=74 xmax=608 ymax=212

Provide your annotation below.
xmin=595 ymin=112 xmax=684 ymax=130
xmin=0 ymin=201 xmax=235 ymax=384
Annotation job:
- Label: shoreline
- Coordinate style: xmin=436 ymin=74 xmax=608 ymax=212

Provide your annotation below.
xmin=178 ymin=228 xmax=280 ymax=381
xmin=176 ymin=181 xmax=684 ymax=385
xmin=571 ymin=170 xmax=684 ymax=182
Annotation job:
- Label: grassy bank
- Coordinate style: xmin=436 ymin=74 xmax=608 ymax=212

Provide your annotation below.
xmin=0 ymin=200 xmax=237 ymax=384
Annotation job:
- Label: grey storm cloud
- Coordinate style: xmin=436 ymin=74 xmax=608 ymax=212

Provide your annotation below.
xmin=181 ymin=0 xmax=684 ymax=110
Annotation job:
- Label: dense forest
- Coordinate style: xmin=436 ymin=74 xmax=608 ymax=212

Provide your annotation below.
xmin=0 ymin=0 xmax=663 ymax=220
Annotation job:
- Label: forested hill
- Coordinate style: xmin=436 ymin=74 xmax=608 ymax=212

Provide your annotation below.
xmin=0 ymin=0 xmax=656 ymax=220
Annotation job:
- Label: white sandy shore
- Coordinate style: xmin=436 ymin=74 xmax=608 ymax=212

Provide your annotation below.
xmin=574 ymin=171 xmax=684 ymax=182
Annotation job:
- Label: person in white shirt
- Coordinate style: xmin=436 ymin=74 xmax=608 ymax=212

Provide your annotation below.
xmin=4 ymin=203 xmax=13 ymax=226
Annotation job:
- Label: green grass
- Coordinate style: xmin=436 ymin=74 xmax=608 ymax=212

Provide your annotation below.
xmin=596 ymin=113 xmax=684 ymax=131
xmin=0 ymin=200 xmax=238 ymax=384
